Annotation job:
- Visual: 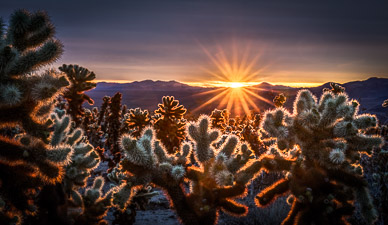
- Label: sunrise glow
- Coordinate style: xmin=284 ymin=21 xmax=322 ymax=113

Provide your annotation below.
xmin=193 ymin=45 xmax=274 ymax=116
xmin=229 ymin=82 xmax=245 ymax=88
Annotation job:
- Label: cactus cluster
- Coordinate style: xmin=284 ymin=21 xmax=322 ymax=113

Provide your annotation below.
xmin=1 ymin=8 xmax=387 ymax=225
xmin=113 ymin=115 xmax=263 ymax=225
xmin=254 ymin=88 xmax=383 ymax=224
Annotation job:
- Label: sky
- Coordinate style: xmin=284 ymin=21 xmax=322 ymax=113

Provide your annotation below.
xmin=1 ymin=0 xmax=388 ymax=86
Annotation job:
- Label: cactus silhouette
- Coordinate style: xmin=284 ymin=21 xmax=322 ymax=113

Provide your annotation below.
xmin=0 ymin=10 xmax=70 ymax=223
xmin=59 ymin=64 xmax=96 ymax=126
xmin=105 ymin=92 xmax=123 ymax=163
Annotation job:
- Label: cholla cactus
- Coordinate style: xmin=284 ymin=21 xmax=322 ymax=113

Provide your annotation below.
xmin=59 ymin=64 xmax=96 ymax=126
xmin=154 ymin=96 xmax=187 ymax=153
xmin=105 ymin=92 xmax=123 ymax=162
xmin=253 ymin=88 xmax=383 ymax=224
xmin=83 ymin=107 xmax=104 ymax=147
xmin=123 ymin=107 xmax=150 ymax=138
xmin=70 ymin=176 xmax=113 ymax=225
xmin=32 ymin=109 xmax=102 ymax=224
xmin=273 ymin=93 xmax=286 ymax=108
xmin=210 ymin=109 xmax=228 ymax=130
xmin=115 ymin=115 xmax=259 ymax=225
xmin=48 ymin=111 xmax=100 ymax=196
xmin=98 ymin=96 xmax=111 ymax=132
xmin=108 ymin=168 xmax=158 ymax=225
xmin=252 ymin=113 xmax=262 ymax=128
xmin=240 ymin=123 xmax=265 ymax=156
xmin=323 ymin=82 xmax=345 ymax=95
xmin=0 ymin=10 xmax=70 ymax=223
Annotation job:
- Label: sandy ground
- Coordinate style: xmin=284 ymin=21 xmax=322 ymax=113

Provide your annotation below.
xmin=134 ymin=209 xmax=181 ymax=225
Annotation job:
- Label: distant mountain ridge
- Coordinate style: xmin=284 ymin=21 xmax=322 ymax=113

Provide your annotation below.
xmin=96 ymin=80 xmax=203 ymax=91
xmin=87 ymin=77 xmax=388 ymax=123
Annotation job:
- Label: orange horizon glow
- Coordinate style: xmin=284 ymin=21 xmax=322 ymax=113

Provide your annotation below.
xmin=94 ymin=79 xmax=324 ymax=88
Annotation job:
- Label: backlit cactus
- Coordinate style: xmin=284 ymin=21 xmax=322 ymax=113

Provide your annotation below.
xmin=123 ymin=107 xmax=151 ymax=138
xmin=49 ymin=111 xmax=100 ymax=197
xmin=210 ymin=108 xmax=228 ymax=130
xmin=273 ymin=93 xmax=286 ymax=108
xmin=59 ymin=64 xmax=96 ymax=126
xmin=0 ymin=9 xmax=69 ymax=223
xmin=154 ymin=96 xmax=187 ymax=153
xmin=70 ymin=176 xmax=113 ymax=225
xmin=323 ymin=82 xmax=345 ymax=95
xmin=253 ymin=87 xmax=383 ymax=225
xmin=115 ymin=115 xmax=260 ymax=225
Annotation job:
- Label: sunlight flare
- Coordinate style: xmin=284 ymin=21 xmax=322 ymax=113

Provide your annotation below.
xmin=193 ymin=44 xmax=273 ymax=116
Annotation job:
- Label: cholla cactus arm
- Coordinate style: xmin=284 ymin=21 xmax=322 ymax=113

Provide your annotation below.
xmin=255 ymin=87 xmax=383 ymax=225
xmin=256 ymin=179 xmax=290 ymax=206
xmin=4 ymin=11 xmax=62 ymax=76
xmin=187 ymin=115 xmax=219 ymax=162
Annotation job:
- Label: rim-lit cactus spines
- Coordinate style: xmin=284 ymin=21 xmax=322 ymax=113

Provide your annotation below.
xmin=254 ymin=86 xmax=383 ymax=224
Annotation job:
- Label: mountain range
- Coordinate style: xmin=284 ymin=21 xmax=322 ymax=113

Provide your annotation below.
xmin=86 ymin=77 xmax=388 ymax=124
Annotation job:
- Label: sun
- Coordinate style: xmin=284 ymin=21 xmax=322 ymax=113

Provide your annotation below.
xmin=193 ymin=43 xmax=274 ymax=116
xmin=229 ymin=82 xmax=245 ymax=88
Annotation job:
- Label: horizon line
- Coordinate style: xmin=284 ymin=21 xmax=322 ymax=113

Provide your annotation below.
xmin=92 ymin=76 xmax=384 ymax=88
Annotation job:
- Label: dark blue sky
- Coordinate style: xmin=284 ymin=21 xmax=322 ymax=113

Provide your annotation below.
xmin=1 ymin=0 xmax=388 ymax=85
